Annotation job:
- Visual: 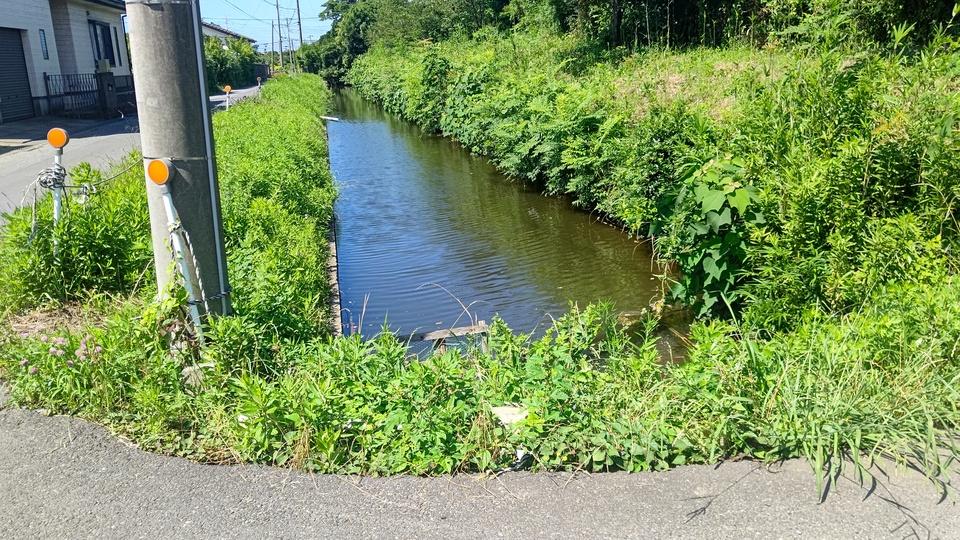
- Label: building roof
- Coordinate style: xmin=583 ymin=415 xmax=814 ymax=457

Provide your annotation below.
xmin=85 ymin=0 xmax=126 ymax=10
xmin=201 ymin=21 xmax=257 ymax=43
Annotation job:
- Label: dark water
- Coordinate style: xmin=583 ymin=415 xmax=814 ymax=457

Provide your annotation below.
xmin=328 ymin=89 xmax=664 ymax=337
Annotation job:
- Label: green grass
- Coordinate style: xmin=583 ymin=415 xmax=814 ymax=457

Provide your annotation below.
xmin=1 ymin=282 xmax=957 ymax=489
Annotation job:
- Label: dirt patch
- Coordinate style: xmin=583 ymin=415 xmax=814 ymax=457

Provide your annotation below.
xmin=6 ymin=304 xmax=102 ymax=338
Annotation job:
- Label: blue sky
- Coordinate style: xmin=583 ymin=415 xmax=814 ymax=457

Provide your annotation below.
xmin=199 ymin=0 xmax=331 ymax=51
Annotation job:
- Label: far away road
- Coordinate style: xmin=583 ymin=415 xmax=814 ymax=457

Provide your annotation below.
xmin=0 ymin=387 xmax=957 ymax=539
xmin=0 ymin=85 xmax=262 ymax=214
xmin=0 ymin=117 xmax=140 ymax=214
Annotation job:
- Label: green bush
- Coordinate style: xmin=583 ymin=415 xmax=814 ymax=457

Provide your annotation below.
xmin=347 ymin=26 xmax=960 ymax=327
xmin=204 ymin=37 xmax=259 ymax=92
xmin=214 ymin=75 xmax=337 ymax=338
xmin=0 ymin=155 xmax=152 ymax=314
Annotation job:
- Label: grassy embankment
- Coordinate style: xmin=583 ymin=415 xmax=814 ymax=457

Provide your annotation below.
xmin=0 ymin=48 xmax=958 ymax=493
xmin=344 ymin=27 xmax=960 ymax=480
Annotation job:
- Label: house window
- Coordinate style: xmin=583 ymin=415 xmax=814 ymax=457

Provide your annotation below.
xmin=112 ymin=27 xmax=122 ymax=66
xmin=39 ymin=29 xmax=49 ymax=60
xmin=88 ymin=21 xmax=116 ymax=68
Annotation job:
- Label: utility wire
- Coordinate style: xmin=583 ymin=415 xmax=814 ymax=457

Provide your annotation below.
xmin=218 ymin=0 xmax=263 ymax=21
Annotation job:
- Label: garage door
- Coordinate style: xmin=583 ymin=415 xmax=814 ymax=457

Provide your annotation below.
xmin=0 ymin=28 xmax=34 ymax=122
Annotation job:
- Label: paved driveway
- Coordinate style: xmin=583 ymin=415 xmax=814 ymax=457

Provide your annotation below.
xmin=210 ymin=84 xmax=262 ymax=110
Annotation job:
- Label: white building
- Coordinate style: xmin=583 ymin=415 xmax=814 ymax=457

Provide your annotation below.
xmin=0 ymin=0 xmax=130 ymax=122
xmin=201 ymin=21 xmax=255 ymax=44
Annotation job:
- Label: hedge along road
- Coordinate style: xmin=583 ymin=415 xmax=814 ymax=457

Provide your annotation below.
xmin=330 ymin=89 xmax=667 ymax=337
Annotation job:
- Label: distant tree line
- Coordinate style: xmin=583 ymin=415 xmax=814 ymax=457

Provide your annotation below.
xmin=297 ymin=0 xmax=957 ymax=81
xmin=547 ymin=0 xmax=955 ymax=48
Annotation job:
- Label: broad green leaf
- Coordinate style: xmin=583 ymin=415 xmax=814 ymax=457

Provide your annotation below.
xmin=706 ymin=208 xmax=732 ymax=232
xmin=697 ymin=187 xmax=727 ymax=214
xmin=727 ymin=188 xmax=752 ymax=214
xmin=702 ymin=256 xmax=722 ymax=283
xmin=688 ymin=222 xmax=709 ymax=236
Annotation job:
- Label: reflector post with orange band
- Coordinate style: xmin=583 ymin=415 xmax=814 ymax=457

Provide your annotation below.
xmin=47 ymin=128 xmax=70 ymax=150
xmin=146 ymin=158 xmax=175 ymax=186
xmin=46 ymin=127 xmax=70 ymax=225
xmin=152 ymin=157 xmax=204 ymax=340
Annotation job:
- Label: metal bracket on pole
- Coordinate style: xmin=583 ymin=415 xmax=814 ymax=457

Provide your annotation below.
xmin=159 ymin=182 xmax=205 ymax=341
xmin=147 ymin=157 xmax=206 ymax=341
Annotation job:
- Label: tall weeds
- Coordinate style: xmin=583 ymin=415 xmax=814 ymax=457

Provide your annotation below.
xmin=347 ymin=25 xmax=960 ymax=327
xmin=0 ymin=75 xmax=338 ymax=336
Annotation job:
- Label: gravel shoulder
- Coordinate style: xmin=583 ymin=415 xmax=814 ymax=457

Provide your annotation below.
xmin=0 ymin=386 xmax=957 ymax=539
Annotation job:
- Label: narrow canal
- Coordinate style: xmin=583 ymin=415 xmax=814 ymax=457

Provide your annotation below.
xmin=328 ymin=89 xmax=664 ymax=337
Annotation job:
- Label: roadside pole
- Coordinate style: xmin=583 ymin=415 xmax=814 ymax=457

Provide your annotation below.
xmin=125 ymin=0 xmax=232 ymax=317
xmin=46 ymin=128 xmax=69 ymax=224
xmin=275 ymin=1 xmax=284 ymax=69
xmin=286 ymin=19 xmax=296 ymax=71
xmin=296 ymin=0 xmax=304 ymax=53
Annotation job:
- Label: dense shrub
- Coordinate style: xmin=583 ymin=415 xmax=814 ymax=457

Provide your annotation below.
xmin=214 ymin=76 xmax=337 ymax=338
xmin=347 ymin=25 xmax=960 ymax=327
xmin=204 ymin=37 xmax=259 ymax=93
xmin=0 ymin=156 xmax=152 ymax=313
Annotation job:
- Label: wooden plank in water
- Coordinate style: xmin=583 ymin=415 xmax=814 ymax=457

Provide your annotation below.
xmin=409 ymin=321 xmax=488 ymax=343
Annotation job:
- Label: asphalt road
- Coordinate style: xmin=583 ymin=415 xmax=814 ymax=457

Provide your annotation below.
xmin=209 ymin=85 xmax=262 ymax=110
xmin=0 ymin=388 xmax=956 ymax=539
xmin=0 ymin=85 xmax=262 ymax=214
xmin=0 ymin=116 xmax=141 ymax=214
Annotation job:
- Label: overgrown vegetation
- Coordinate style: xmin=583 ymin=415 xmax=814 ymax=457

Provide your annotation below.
xmin=346 ymin=13 xmax=960 ymax=324
xmin=0 ymin=75 xmax=336 ymax=336
xmin=299 ymin=0 xmax=955 ymax=81
xmin=2 ymin=284 xmax=958 ymax=489
xmin=1 ymin=1 xmax=959 ymax=494
xmin=204 ymin=37 xmax=260 ymax=93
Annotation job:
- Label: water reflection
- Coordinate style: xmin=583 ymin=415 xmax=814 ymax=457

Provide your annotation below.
xmin=328 ymin=89 xmax=665 ymax=337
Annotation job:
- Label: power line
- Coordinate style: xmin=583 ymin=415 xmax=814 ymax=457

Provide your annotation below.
xmin=202 ymin=16 xmax=324 ymax=22
xmin=260 ymin=0 xmax=295 ymax=10
xmin=218 ymin=0 xmax=264 ymax=21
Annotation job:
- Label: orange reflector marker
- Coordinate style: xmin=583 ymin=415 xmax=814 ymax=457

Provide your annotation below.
xmin=47 ymin=128 xmax=70 ymax=149
xmin=146 ymin=158 xmax=174 ymax=186
xmin=223 ymin=85 xmax=232 ymax=94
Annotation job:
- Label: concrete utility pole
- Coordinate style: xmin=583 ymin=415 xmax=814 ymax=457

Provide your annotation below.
xmin=275 ymin=0 xmax=284 ymax=68
xmin=271 ymin=20 xmax=276 ymax=70
xmin=296 ymin=0 xmax=304 ymax=51
xmin=126 ymin=0 xmax=232 ymax=316
xmin=286 ymin=18 xmax=295 ymax=71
